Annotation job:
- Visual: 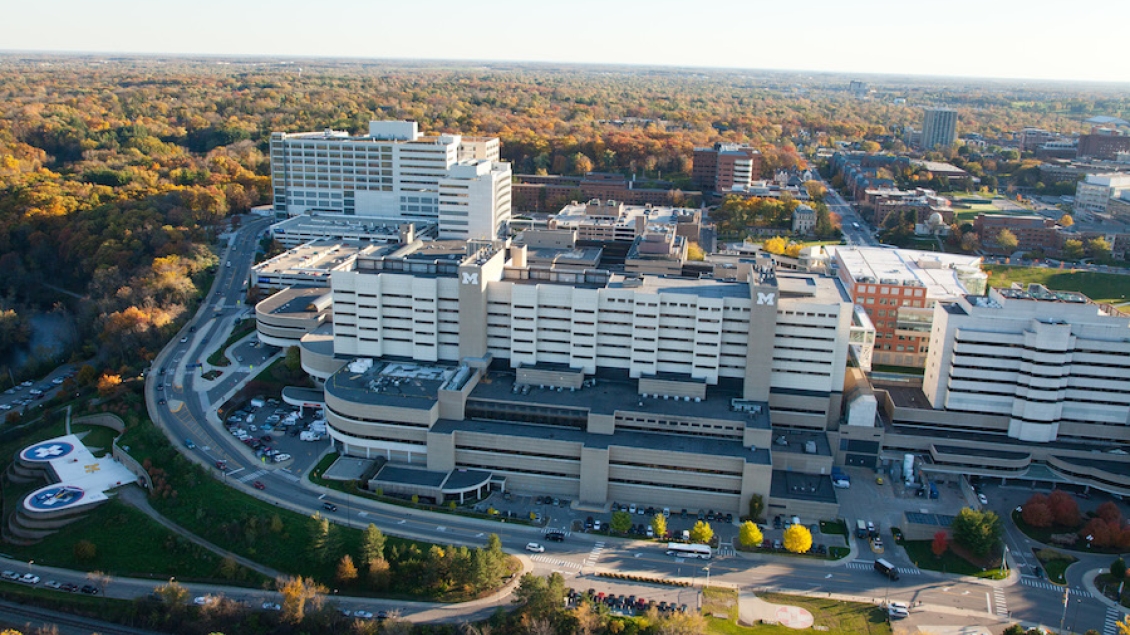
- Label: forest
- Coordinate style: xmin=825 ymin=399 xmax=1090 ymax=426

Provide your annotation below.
xmin=0 ymin=54 xmax=1126 ymax=377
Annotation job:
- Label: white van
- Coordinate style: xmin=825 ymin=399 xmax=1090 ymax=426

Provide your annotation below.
xmin=299 ymin=431 xmax=322 ymax=442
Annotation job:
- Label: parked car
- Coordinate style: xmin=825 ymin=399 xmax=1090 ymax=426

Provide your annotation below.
xmin=262 ymin=601 xmax=281 ymax=611
xmin=44 ymin=580 xmax=62 ymax=589
xmin=978 ymin=493 xmax=988 ymax=505
xmin=80 ymin=585 xmax=99 ymax=595
xmin=18 ymin=574 xmax=39 ymax=585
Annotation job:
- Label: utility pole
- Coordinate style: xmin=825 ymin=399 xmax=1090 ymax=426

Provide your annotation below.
xmin=1058 ymin=588 xmax=1069 ymax=634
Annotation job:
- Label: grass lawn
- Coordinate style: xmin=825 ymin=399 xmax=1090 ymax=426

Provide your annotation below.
xmin=820 ymin=519 xmax=847 ymax=537
xmin=119 ymin=417 xmax=514 ymax=601
xmin=1033 ymin=548 xmax=1077 ymax=585
xmin=705 ymin=591 xmax=891 ymax=635
xmin=985 ymin=265 xmax=1130 ymax=304
xmin=0 ymin=497 xmax=259 ymax=585
xmin=206 ymin=319 xmax=256 ymax=367
xmin=71 ymin=424 xmax=119 ymax=455
xmin=902 ymin=540 xmax=1007 ymax=579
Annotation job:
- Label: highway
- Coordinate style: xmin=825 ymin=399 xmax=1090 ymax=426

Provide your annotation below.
xmin=125 ymin=216 xmax=1121 ymax=632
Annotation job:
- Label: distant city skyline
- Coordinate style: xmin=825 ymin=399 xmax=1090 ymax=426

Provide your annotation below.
xmin=3 ymin=0 xmax=1129 ymax=84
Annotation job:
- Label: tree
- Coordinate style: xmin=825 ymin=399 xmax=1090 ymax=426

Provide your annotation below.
xmin=361 ymin=524 xmax=386 ymax=564
xmin=1047 ymin=490 xmax=1081 ymax=527
xmin=1059 ymin=214 xmax=1074 ymax=227
xmin=309 ymin=512 xmax=340 ymax=564
xmin=1097 ymin=502 xmax=1123 ymax=525
xmin=96 ymin=373 xmax=122 ymax=397
xmin=931 ymin=531 xmax=950 ymax=558
xmin=336 ymin=554 xmax=358 ymax=585
xmin=277 ymin=575 xmax=326 ymax=623
xmin=996 ymin=228 xmax=1019 ymax=252
xmin=610 ymin=510 xmax=632 ymax=534
xmin=651 ymin=513 xmax=667 ymax=539
xmin=155 ymin=579 xmax=189 ymax=605
xmin=284 ymin=345 xmax=301 ymax=372
xmin=803 ymin=180 xmax=827 ymax=202
xmin=367 ymin=556 xmax=391 ymax=590
xmin=739 ymin=521 xmax=763 ymax=549
xmin=86 ymin=571 xmax=110 ymax=595
xmin=1022 ymin=501 xmax=1053 ymax=528
xmin=1119 ymin=615 xmax=1130 ymax=635
xmin=783 ymin=524 xmax=812 ymax=554
xmin=686 ymin=242 xmax=705 ymax=261
xmin=1062 ymin=239 xmax=1085 ymax=261
xmin=950 ymin=507 xmax=1003 ymax=558
xmin=1087 ymin=237 xmax=1112 ymax=263
xmin=513 ymin=572 xmax=566 ymax=618
xmin=1111 ymin=557 xmax=1127 ymax=592
xmin=748 ymin=494 xmax=764 ymax=522
xmin=689 ymin=521 xmax=714 ymax=545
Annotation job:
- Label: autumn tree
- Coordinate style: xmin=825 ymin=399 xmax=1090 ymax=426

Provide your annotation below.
xmin=336 ymin=554 xmax=358 ymax=585
xmin=996 ymin=228 xmax=1019 ymax=252
xmin=783 ymin=524 xmax=812 ymax=554
xmin=155 ymin=579 xmax=189 ymax=605
xmin=73 ymin=539 xmax=97 ymax=561
xmin=1022 ymin=501 xmax=1053 ymax=528
xmin=739 ymin=521 xmax=763 ymax=549
xmin=651 ymin=513 xmax=667 ymax=539
xmin=1047 ymin=490 xmax=1081 ymax=527
xmin=689 ymin=521 xmax=714 ymax=545
xmin=96 ymin=373 xmax=122 ymax=397
xmin=1059 ymin=214 xmax=1074 ymax=227
xmin=277 ymin=575 xmax=326 ymax=623
xmin=931 ymin=531 xmax=950 ymax=558
xmin=1062 ymin=239 xmax=1085 ymax=261
xmin=1087 ymin=237 xmax=1112 ymax=262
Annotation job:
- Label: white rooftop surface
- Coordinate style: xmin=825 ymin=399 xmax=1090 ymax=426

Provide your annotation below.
xmin=829 ymin=246 xmax=981 ymax=301
xmin=20 ymin=434 xmax=136 ymax=514
xmin=554 ymin=203 xmax=697 ymax=228
xmin=253 ymin=239 xmax=373 ymax=276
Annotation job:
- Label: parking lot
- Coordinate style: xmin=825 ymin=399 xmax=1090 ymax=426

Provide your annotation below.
xmin=218 ymin=397 xmax=329 ymax=470
xmin=1 ymin=366 xmax=76 ymax=417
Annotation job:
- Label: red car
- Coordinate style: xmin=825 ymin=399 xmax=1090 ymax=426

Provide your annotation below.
xmin=253 ymin=481 xmax=266 ymax=490
xmin=215 ymin=460 xmax=227 ymax=471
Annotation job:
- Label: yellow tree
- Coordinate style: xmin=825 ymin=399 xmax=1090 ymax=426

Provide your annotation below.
xmin=1058 ymin=214 xmax=1074 ymax=227
xmin=277 ymin=575 xmax=327 ymax=623
xmin=689 ymin=521 xmax=713 ymax=545
xmin=1117 ymin=614 xmax=1130 ymax=635
xmin=651 ymin=513 xmax=667 ymax=539
xmin=783 ymin=524 xmax=813 ymax=554
xmin=739 ymin=521 xmax=763 ymax=549
xmin=336 ymin=554 xmax=358 ymax=585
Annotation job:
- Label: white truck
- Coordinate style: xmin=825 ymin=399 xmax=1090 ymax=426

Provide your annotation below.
xmin=300 ymin=430 xmax=323 ymax=442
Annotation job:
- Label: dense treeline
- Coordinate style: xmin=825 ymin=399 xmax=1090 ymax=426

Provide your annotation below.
xmin=0 ymin=55 xmax=1124 ymax=373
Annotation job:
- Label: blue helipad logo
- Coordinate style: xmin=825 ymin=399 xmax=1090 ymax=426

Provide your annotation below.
xmin=20 ymin=441 xmax=75 ymax=462
xmin=26 ymin=485 xmax=85 ymax=510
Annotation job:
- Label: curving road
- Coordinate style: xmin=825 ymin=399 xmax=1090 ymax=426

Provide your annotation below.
xmin=118 ymin=216 xmax=1122 ymax=632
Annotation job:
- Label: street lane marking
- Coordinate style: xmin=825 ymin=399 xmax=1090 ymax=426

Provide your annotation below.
xmin=530 ymin=555 xmax=581 ymax=569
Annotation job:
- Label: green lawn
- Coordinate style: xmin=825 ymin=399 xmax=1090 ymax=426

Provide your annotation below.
xmin=206 ymin=319 xmax=256 ymax=367
xmin=71 ymin=424 xmax=119 ymax=455
xmin=705 ymin=592 xmax=891 ymax=635
xmin=0 ymin=498 xmax=258 ymax=585
xmin=819 ymin=519 xmax=847 ymax=537
xmin=1034 ymin=548 xmax=1076 ymax=585
xmin=902 ymin=540 xmax=1007 ymax=579
xmin=985 ymin=265 xmax=1130 ymax=304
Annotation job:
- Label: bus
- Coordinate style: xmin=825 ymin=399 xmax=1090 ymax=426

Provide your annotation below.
xmin=666 ymin=543 xmax=712 ymax=559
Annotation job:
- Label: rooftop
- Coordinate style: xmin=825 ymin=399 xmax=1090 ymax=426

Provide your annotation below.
xmin=769 ymin=469 xmax=839 ymax=504
xmin=325 ymin=359 xmax=460 ymax=410
xmin=253 ymin=239 xmax=384 ymax=280
xmin=829 ymin=246 xmax=982 ymax=300
xmin=469 ymin=369 xmax=770 ymax=428
xmin=257 ymin=287 xmax=333 ymax=317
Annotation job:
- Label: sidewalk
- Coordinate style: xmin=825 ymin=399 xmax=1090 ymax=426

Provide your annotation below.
xmin=1082 ymin=567 xmax=1130 ymax=616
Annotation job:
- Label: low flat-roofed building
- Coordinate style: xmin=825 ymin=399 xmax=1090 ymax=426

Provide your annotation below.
xmin=255 ymin=287 xmax=333 ymax=348
xmin=624 ymin=230 xmax=687 ymax=276
xmin=270 ymin=213 xmax=429 ymax=249
xmin=253 ymin=240 xmax=397 ymax=291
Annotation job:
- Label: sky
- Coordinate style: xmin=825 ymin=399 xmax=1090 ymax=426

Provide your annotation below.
xmin=3 ymin=0 xmax=1129 ymax=84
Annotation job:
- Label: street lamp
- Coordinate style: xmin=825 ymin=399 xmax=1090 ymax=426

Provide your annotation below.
xmin=703 ymin=565 xmax=711 ymax=589
xmin=27 ymin=560 xmax=33 ymax=576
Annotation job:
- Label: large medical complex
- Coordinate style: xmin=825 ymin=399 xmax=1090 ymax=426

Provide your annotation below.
xmin=258 ymin=121 xmax=1130 ymax=517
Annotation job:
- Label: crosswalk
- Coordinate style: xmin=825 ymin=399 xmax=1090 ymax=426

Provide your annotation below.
xmin=846 ymin=560 xmax=921 ymax=576
xmin=530 ymin=554 xmax=582 ymax=569
xmin=584 ymin=542 xmax=605 ymax=568
xmin=1104 ymin=607 xmax=1122 ymax=635
xmin=993 ymin=587 xmax=1008 ymax=618
xmin=275 ymin=470 xmax=300 ymax=483
xmin=237 ymin=468 xmax=267 ymax=483
xmin=1019 ymin=576 xmax=1092 ymax=597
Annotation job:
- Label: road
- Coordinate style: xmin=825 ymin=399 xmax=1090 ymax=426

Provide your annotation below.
xmin=820 ymin=178 xmax=879 ymax=248
xmin=128 ymin=217 xmax=1126 ymax=632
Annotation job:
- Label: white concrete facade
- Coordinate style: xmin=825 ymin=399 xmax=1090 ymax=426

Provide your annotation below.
xmin=923 ymin=287 xmax=1130 ymax=443
xmin=1074 ymin=173 xmax=1130 ymax=215
xmin=270 ymin=121 xmax=510 ymax=240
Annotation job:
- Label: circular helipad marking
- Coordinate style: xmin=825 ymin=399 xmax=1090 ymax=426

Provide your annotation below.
xmin=20 ymin=441 xmax=75 ymax=462
xmin=26 ymin=485 xmax=86 ymax=511
xmin=774 ymin=605 xmax=815 ymax=629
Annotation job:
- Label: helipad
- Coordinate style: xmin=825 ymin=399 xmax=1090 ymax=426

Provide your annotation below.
xmin=19 ymin=434 xmax=137 ymax=515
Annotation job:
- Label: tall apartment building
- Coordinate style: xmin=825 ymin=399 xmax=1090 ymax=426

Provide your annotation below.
xmin=830 ymin=247 xmax=984 ymax=368
xmin=1074 ymin=173 xmax=1130 ymax=215
xmin=300 ymin=244 xmax=854 ymax=516
xmin=920 ymin=108 xmax=958 ymax=150
xmin=923 ymin=286 xmax=1130 ymax=444
xmin=692 ymin=143 xmax=763 ymax=193
xmin=270 ymin=121 xmax=511 ymax=240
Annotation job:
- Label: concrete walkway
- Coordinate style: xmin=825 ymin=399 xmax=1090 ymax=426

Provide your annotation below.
xmin=117 ymin=485 xmax=283 ymax=581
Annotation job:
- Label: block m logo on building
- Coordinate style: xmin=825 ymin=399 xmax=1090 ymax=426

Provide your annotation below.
xmin=756 ymin=292 xmax=776 ymax=306
xmin=461 ymin=271 xmax=479 ymax=285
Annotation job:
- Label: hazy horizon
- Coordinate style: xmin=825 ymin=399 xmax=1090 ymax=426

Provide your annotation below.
xmin=3 ymin=0 xmax=1128 ymax=85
